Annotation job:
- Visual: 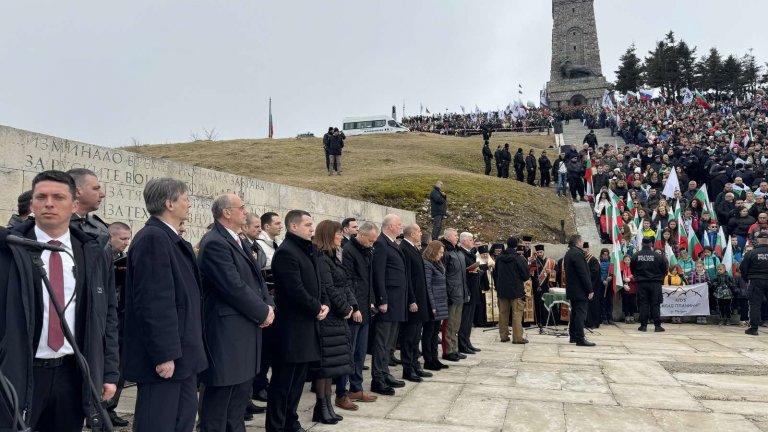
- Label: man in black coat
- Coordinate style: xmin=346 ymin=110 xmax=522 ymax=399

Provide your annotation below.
xmin=494 ymin=145 xmax=503 ymax=177
xmin=494 ymin=237 xmax=530 ymax=343
xmin=458 ymin=232 xmax=482 ymax=353
xmin=630 ymin=237 xmax=668 ymax=332
xmin=400 ymin=224 xmax=432 ymax=382
xmin=370 ymin=214 xmax=408 ymax=395
xmin=429 ymin=181 xmax=447 ymax=240
xmin=482 ymin=141 xmax=493 ymax=176
xmin=501 ymin=143 xmax=512 ymax=178
xmin=323 ymin=126 xmax=334 ymax=172
xmin=266 ymin=210 xmax=328 ymax=432
xmin=583 ymin=130 xmax=598 ymax=150
xmin=525 ymin=150 xmax=537 ymax=186
xmin=514 ymin=148 xmax=526 ymax=182
xmin=0 ymin=170 xmax=119 ymax=432
xmin=198 ymin=194 xmax=275 ymax=432
xmin=336 ymin=222 xmax=379 ymax=403
xmin=327 ymin=128 xmax=345 ymax=175
xmin=124 ymin=178 xmax=208 ymax=432
xmin=538 ymin=151 xmax=552 ymax=187
xmin=563 ymin=235 xmax=596 ymax=346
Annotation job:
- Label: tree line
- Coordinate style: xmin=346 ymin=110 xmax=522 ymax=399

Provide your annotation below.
xmin=614 ymin=31 xmax=766 ymax=99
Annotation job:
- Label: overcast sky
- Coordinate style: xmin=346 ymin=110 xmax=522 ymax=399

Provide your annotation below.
xmin=1 ymin=1 xmax=766 ymax=146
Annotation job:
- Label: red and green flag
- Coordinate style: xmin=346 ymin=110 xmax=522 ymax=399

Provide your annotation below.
xmin=687 ymin=226 xmax=703 ymax=260
xmin=584 ymin=151 xmax=593 ymax=199
xmin=695 ymin=90 xmax=713 ymax=109
xmin=610 ymin=241 xmax=624 ymax=292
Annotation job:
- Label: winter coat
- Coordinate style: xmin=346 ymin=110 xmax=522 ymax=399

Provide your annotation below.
xmin=440 ymin=239 xmax=468 ymax=304
xmin=564 ymin=246 xmax=592 ymax=301
xmin=429 ymin=187 xmax=447 ymax=217
xmin=328 ymin=133 xmax=345 ymax=155
xmin=525 ymin=155 xmax=537 ymax=171
xmin=372 ymin=233 xmax=408 ymax=322
xmin=729 ymin=215 xmax=756 ymax=237
xmin=538 ymin=156 xmax=552 ymax=173
xmin=494 ymin=249 xmax=530 ymax=300
xmin=423 ymin=260 xmax=449 ymax=320
xmin=342 ymin=237 xmax=375 ymax=325
xmin=313 ymin=251 xmax=356 ymax=378
xmin=401 ymin=240 xmax=431 ymax=322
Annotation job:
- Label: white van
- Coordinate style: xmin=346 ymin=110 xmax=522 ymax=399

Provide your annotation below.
xmin=342 ymin=115 xmax=409 ymax=136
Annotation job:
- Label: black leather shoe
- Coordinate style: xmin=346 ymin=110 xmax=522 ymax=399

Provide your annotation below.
xmin=746 ymin=328 xmax=759 ymax=336
xmin=108 ymin=411 xmax=129 ymax=427
xmin=576 ymin=339 xmax=596 ymax=347
xmin=253 ymin=388 xmax=268 ymax=402
xmin=370 ymin=381 xmax=395 ymax=396
xmin=363 ymin=365 xmax=370 ymax=370
xmin=385 ymin=376 xmax=405 ymax=388
xmin=499 ymin=338 xmax=510 ymax=343
xmin=469 ymin=346 xmax=482 ymax=352
xmin=442 ymin=353 xmax=460 ymax=362
xmin=390 ymin=355 xmax=402 ymax=365
xmin=512 ymin=339 xmax=529 ymax=344
xmin=655 ymin=326 xmax=665 ymax=332
xmin=244 ymin=412 xmax=254 ymax=421
xmin=402 ymin=372 xmax=423 ymax=382
xmin=457 ymin=352 xmax=467 ymax=359
xmin=459 ymin=348 xmax=476 ymax=355
xmin=247 ymin=401 xmax=266 ymax=414
xmin=424 ymin=361 xmax=441 ymax=371
xmin=568 ymin=338 xmax=576 ymax=343
xmin=637 ymin=325 xmax=647 ymax=332
xmin=416 ymin=369 xmax=433 ymax=378
xmin=436 ymin=361 xmax=449 ymax=369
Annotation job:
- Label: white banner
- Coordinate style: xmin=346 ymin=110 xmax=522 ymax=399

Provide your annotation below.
xmin=660 ymin=283 xmax=709 ymax=316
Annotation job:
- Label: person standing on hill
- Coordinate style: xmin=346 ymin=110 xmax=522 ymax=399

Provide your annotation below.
xmin=501 ymin=144 xmax=512 ymax=179
xmin=327 ymin=128 xmax=345 ymax=176
xmin=525 ymin=149 xmax=537 ymax=186
xmin=538 ymin=151 xmax=552 ymax=187
xmin=482 ymin=141 xmax=493 ymax=176
xmin=494 ymin=145 xmax=503 ymax=177
xmin=583 ymin=129 xmax=598 ymax=151
xmin=514 ymin=148 xmax=526 ymax=182
xmin=430 ymin=181 xmax=447 ymax=240
xmin=323 ymin=127 xmax=334 ymax=173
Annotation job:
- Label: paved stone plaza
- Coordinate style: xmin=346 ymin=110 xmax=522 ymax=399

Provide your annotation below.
xmin=109 ymin=323 xmax=768 ymax=431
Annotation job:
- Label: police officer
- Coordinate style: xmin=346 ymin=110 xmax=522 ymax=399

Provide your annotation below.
xmin=740 ymin=232 xmax=768 ymax=335
xmin=630 ymin=237 xmax=668 ymax=332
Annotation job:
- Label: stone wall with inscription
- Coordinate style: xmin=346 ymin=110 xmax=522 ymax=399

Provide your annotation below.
xmin=0 ymin=125 xmax=415 ymax=244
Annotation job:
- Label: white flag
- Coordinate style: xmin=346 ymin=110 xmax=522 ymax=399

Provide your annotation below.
xmin=661 ymin=167 xmax=681 ymax=199
xmin=682 ymin=88 xmax=694 ymax=105
xmin=460 ymin=105 xmax=466 ymax=114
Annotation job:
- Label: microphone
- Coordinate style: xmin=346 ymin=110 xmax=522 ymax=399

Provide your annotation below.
xmin=6 ymin=234 xmax=67 ymax=252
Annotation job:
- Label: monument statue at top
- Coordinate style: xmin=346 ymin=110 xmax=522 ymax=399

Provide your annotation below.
xmin=546 ymin=0 xmax=608 ymax=108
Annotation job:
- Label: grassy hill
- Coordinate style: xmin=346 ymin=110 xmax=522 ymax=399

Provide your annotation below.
xmin=129 ymin=132 xmax=574 ymax=243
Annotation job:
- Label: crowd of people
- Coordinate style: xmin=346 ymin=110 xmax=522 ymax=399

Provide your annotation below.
xmin=1 ymin=169 xmax=580 ymax=432
xmin=401 ymin=108 xmax=552 ymax=136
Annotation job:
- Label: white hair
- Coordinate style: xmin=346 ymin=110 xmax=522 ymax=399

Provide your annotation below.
xmin=459 ymin=232 xmax=473 ymax=242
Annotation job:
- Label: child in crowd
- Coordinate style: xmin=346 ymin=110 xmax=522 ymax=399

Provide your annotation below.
xmin=619 ymin=254 xmax=636 ymax=324
xmin=712 ymin=264 xmax=734 ymax=325
xmin=665 ymin=265 xmax=686 ymax=323
xmin=689 ymin=261 xmax=710 ymax=324
xmin=732 ymin=268 xmax=750 ymax=327
xmin=678 ymin=249 xmax=695 ymax=281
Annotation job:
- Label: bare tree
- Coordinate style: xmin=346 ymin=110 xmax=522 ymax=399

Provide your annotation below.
xmin=129 ymin=137 xmax=143 ymax=150
xmin=203 ymin=127 xmax=219 ymax=141
xmin=190 ymin=131 xmax=201 ymax=141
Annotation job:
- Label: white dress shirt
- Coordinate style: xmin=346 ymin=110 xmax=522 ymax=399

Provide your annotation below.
xmin=224 ymin=226 xmax=241 ymax=245
xmin=34 ymin=226 xmax=77 ymax=359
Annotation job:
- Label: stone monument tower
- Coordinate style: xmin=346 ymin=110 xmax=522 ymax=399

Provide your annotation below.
xmin=546 ymin=0 xmax=608 ymax=108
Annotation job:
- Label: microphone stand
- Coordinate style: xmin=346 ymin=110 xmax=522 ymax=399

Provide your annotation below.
xmin=27 ymin=252 xmax=113 ymax=432
xmin=0 ymin=367 xmax=29 ymax=431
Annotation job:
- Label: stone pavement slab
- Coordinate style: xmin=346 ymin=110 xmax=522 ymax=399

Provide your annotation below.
xmin=609 ymin=383 xmax=704 ymax=411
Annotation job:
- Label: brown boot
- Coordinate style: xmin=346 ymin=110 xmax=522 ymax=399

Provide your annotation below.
xmin=348 ymin=391 xmax=377 ymax=402
xmin=334 ymin=395 xmax=359 ymax=411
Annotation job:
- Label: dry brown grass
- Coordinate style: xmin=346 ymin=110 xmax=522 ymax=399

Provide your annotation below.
xmin=129 ymin=132 xmax=574 ymax=243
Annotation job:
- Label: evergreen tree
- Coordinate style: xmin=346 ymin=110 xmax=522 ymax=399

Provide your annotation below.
xmin=697 ymin=48 xmax=725 ymax=97
xmin=741 ymin=49 xmax=762 ymax=93
xmin=722 ymin=55 xmax=742 ymax=95
xmin=676 ymin=41 xmax=697 ymax=93
xmin=614 ymin=44 xmax=643 ymax=93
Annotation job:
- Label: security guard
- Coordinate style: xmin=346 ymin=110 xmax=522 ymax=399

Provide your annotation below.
xmin=630 ymin=237 xmax=668 ymax=332
xmin=739 ymin=232 xmax=768 ymax=335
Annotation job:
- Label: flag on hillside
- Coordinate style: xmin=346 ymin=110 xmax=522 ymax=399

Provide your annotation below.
xmin=639 ymin=88 xmax=654 ymax=101
xmin=584 ymin=151 xmax=594 ymax=200
xmin=715 ymin=227 xmax=727 ymax=258
xmin=682 ymin=88 xmax=694 ymax=105
xmin=729 ymin=134 xmax=737 ymax=149
xmin=674 ymin=201 xmax=688 ymax=250
xmin=527 ymin=100 xmax=536 ymax=108
xmin=602 ymin=89 xmax=615 ymax=110
xmin=268 ymin=98 xmax=274 ymax=139
xmin=460 ymin=105 xmax=466 ymax=114
xmin=722 ymin=237 xmax=734 ymax=275
xmin=635 ymin=222 xmax=644 ymax=249
xmin=540 ymin=89 xmax=549 ymax=109
xmin=694 ymin=185 xmax=714 ymax=217
xmin=655 ymin=224 xmax=664 ymax=249
xmin=742 ymin=128 xmax=753 ymax=146
xmin=625 ymin=191 xmax=636 ymax=216
xmin=420 ymin=103 xmax=423 ymax=115
xmin=426 ymin=107 xmax=431 ymax=114
xmin=695 ymin=90 xmax=713 ymax=109
xmin=611 ymin=241 xmax=624 ymax=292
xmin=474 ymin=105 xmax=481 ymax=114
xmin=665 ymin=243 xmax=677 ymax=267
xmin=687 ymin=226 xmax=703 ymax=260
xmin=661 ymin=167 xmax=681 ymax=199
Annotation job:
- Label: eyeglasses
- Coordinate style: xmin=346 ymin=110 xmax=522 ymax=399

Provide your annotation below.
xmin=227 ymin=205 xmax=246 ymax=211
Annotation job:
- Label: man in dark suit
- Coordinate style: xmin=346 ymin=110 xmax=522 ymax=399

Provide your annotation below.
xmin=0 ymin=170 xmax=118 ymax=432
xmin=198 ymin=193 xmax=275 ymax=431
xmin=563 ymin=235 xmax=596 ymax=347
xmin=341 ymin=217 xmax=358 ymax=247
xmin=458 ymin=232 xmax=482 ymax=354
xmin=400 ymin=223 xmax=432 ymax=382
xmin=124 ymin=178 xmax=208 ymax=431
xmin=266 ymin=210 xmax=328 ymax=432
xmin=66 ymin=168 xmax=109 ymax=243
xmin=370 ymin=214 xmax=408 ymax=395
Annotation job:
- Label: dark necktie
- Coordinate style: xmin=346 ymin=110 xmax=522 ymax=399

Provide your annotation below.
xmin=47 ymin=240 xmax=65 ymax=352
xmin=273 ymin=241 xmax=278 ymax=250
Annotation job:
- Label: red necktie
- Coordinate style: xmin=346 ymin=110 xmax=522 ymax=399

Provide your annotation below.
xmin=47 ymin=240 xmax=65 ymax=352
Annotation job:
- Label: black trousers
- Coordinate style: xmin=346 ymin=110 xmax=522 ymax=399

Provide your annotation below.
xmin=253 ymin=325 xmax=274 ymax=395
xmin=420 ymin=320 xmax=439 ymax=364
xmin=400 ymin=320 xmax=423 ymax=374
xmin=266 ymin=362 xmax=310 ymax=432
xmin=107 ymin=313 xmax=125 ymax=414
xmin=568 ymin=176 xmax=584 ymax=199
xmin=30 ymin=356 xmax=83 ymax=432
xmin=515 ymin=167 xmax=525 ymax=181
xmin=637 ymin=282 xmax=662 ymax=326
xmin=496 ymin=163 xmax=502 ymax=177
xmin=569 ymin=300 xmax=588 ymax=342
xmin=200 ymin=379 xmax=252 ymax=432
xmin=371 ymin=320 xmax=397 ymax=382
xmin=135 ymin=375 xmax=198 ymax=432
xmin=540 ymin=171 xmax=551 ymax=187
xmin=749 ymin=279 xmax=768 ymax=330
xmin=527 ymin=169 xmax=536 ymax=185
xmin=432 ymin=215 xmax=444 ymax=241
xmin=458 ymin=301 xmax=475 ymax=350
xmin=484 ymin=157 xmax=492 ymax=175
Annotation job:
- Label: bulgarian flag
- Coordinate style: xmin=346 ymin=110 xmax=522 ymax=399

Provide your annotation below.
xmin=610 ymin=241 xmax=624 ymax=292
xmin=722 ymin=236 xmax=734 ymax=275
xmin=694 ymin=185 xmax=714 ymax=220
xmin=625 ymin=191 xmax=636 ymax=217
xmin=695 ymin=90 xmax=713 ymax=109
xmin=688 ymin=226 xmax=703 ymax=260
xmin=674 ymin=200 xmax=688 ymax=249
xmin=655 ymin=223 xmax=664 ymax=249
xmin=584 ymin=150 xmax=594 ymax=200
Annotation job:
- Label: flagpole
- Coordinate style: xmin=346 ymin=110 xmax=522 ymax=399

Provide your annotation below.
xmin=268 ymin=97 xmax=273 ymax=139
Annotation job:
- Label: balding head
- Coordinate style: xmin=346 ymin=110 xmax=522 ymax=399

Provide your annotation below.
xmin=382 ymin=214 xmax=402 ymax=238
xmin=403 ymin=223 xmax=421 ymax=244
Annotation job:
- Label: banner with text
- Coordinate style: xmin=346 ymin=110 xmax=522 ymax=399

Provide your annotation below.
xmin=660 ymin=283 xmax=709 ymax=316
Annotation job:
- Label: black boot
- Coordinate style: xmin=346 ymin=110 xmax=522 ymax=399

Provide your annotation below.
xmin=312 ymin=397 xmax=338 ymax=424
xmin=324 ymin=396 xmax=343 ymax=421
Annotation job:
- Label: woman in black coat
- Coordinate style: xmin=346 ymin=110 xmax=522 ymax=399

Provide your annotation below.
xmin=423 ymin=240 xmax=449 ymax=371
xmin=312 ymin=220 xmax=357 ymax=424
